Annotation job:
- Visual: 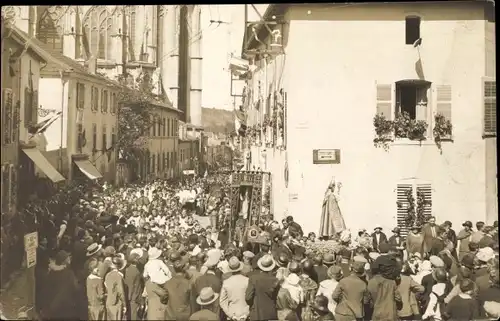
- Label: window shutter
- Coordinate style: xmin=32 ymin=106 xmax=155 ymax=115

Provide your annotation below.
xmin=397 ymin=184 xmax=413 ymax=236
xmin=24 ymin=88 xmax=32 ymax=125
xmin=376 ymin=84 xmax=392 ymax=119
xmin=416 ymin=183 xmax=432 ymax=222
xmin=32 ymin=90 xmax=38 ymax=125
xmin=3 ymin=89 xmax=13 ymax=144
xmin=484 ymin=81 xmax=496 ymax=135
xmin=436 ymin=85 xmax=452 ymax=120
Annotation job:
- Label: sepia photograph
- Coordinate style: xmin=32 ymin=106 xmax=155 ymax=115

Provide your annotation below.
xmin=0 ymin=2 xmax=497 ymax=320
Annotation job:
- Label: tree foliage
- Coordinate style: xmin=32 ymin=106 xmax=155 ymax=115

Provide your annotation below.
xmin=115 ymin=72 xmax=155 ymax=162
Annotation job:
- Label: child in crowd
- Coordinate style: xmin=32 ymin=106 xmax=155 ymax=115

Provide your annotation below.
xmin=443 ymin=279 xmax=480 ymax=321
xmin=143 ymin=247 xmax=172 ymax=285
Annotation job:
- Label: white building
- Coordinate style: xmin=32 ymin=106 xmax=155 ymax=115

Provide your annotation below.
xmin=241 ymin=1 xmax=496 ymax=234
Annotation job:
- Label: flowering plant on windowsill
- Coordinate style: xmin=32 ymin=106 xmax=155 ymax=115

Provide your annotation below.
xmin=433 ymin=114 xmax=453 ymax=154
xmin=373 ymin=114 xmax=394 ymax=150
xmin=394 ymin=111 xmax=428 ymax=142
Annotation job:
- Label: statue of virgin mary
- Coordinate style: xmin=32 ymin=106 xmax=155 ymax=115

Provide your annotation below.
xmin=319 ymin=178 xmax=346 ymax=238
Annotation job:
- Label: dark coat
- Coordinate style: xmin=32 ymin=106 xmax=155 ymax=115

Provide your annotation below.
xmin=371 ymin=232 xmax=388 ymax=252
xmin=422 ymin=224 xmax=439 ymax=253
xmin=124 ymin=263 xmax=144 ymax=306
xmin=191 ymin=271 xmax=222 ymax=313
xmin=42 ymin=263 xmax=79 ymax=319
xmin=245 ymin=271 xmax=280 ymax=321
xmin=314 ymin=265 xmax=329 ymax=284
xmin=164 ymin=273 xmax=192 ymax=321
xmin=145 ymin=280 xmax=168 ymax=320
xmin=367 ymin=274 xmax=402 ymax=321
xmin=288 ymin=222 xmax=304 ymax=237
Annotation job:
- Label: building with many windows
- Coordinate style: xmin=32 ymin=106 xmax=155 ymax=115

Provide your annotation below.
xmin=12 ymin=5 xmax=202 ymax=183
xmin=241 ymin=1 xmax=496 ymax=234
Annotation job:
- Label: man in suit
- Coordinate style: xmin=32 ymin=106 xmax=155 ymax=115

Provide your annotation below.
xmin=442 ymin=220 xmax=458 ymax=258
xmin=388 ymin=227 xmax=405 ymax=258
xmin=192 ymin=253 xmax=222 ymax=314
xmin=164 ymin=260 xmax=192 ymax=321
xmin=422 ymin=216 xmax=439 ymax=255
xmin=245 ymin=255 xmax=280 ymax=321
xmin=220 ymin=257 xmax=250 ymax=320
xmin=332 ymin=261 xmax=370 ymax=321
xmin=271 ymin=234 xmax=293 ymax=262
xmin=371 ymin=225 xmax=388 ymax=253
xmin=286 ymin=216 xmax=304 ymax=238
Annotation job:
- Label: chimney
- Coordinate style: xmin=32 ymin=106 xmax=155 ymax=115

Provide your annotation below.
xmin=189 ymin=5 xmax=202 ymax=128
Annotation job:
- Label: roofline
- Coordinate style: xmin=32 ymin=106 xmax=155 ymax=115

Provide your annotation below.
xmin=242 ymin=0 xmax=492 ymax=53
xmin=5 ymin=26 xmax=47 ymax=63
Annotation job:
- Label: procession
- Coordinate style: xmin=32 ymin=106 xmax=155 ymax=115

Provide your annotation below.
xmin=1 ymin=2 xmax=498 ymax=321
xmin=0 ymin=167 xmax=497 ymax=321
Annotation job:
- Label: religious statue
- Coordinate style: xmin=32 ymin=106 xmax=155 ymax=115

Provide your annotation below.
xmin=319 ymin=177 xmax=346 ymax=238
xmin=239 ymin=187 xmax=250 ymax=219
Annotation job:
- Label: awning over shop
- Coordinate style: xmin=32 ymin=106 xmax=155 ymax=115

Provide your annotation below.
xmin=74 ymin=159 xmax=103 ymax=180
xmin=22 ymin=148 xmax=65 ymax=183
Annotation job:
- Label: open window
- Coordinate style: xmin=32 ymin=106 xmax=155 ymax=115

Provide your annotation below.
xmin=396 ymin=80 xmax=431 ymax=121
xmin=405 ymin=16 xmax=421 ymax=45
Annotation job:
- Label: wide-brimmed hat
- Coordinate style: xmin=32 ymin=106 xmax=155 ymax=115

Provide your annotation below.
xmin=196 ymin=287 xmax=219 ymax=306
xmin=310 ymin=295 xmax=330 ymax=313
xmin=111 ymin=254 xmax=126 ymax=271
xmin=476 ymin=247 xmax=495 ymax=263
xmin=327 ymin=265 xmax=343 ymax=280
xmin=148 ymin=247 xmax=162 ymax=260
xmin=323 ymin=253 xmax=335 ymax=265
xmin=100 ymin=245 xmax=113 ymax=256
xmin=242 ymin=251 xmax=255 ymax=259
xmin=55 ymin=250 xmax=70 ymax=265
xmin=257 ymin=254 xmax=276 ymax=272
xmin=276 ymin=254 xmax=289 ymax=267
xmin=392 ymin=227 xmax=401 ymax=233
xmin=429 ymin=255 xmax=445 ymax=268
xmin=374 ymin=224 xmax=382 ymax=231
xmin=86 ymin=243 xmax=102 ymax=257
xmin=227 ymin=256 xmax=244 ymax=272
xmin=205 ymin=249 xmax=222 ymax=268
xmin=351 ymin=261 xmax=365 ymax=275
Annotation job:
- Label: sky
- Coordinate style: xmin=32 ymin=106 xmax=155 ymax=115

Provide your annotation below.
xmin=200 ymin=4 xmax=269 ymax=111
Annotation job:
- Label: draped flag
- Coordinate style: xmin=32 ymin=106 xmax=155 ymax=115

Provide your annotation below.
xmin=29 ymin=111 xmax=62 ymax=136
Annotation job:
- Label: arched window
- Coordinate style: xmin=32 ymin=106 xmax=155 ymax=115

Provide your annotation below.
xmin=83 ymin=6 xmax=113 ymax=60
xmin=36 ymin=6 xmax=63 ymax=52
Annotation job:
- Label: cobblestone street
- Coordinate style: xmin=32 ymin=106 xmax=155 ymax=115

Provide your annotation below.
xmin=0 ymin=270 xmax=34 ymax=320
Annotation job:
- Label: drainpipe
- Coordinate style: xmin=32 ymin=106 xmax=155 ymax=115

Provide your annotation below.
xmin=59 ymin=70 xmax=67 ymax=173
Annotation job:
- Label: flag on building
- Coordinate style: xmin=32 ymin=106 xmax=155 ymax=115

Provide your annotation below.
xmin=28 ymin=111 xmax=62 ymax=135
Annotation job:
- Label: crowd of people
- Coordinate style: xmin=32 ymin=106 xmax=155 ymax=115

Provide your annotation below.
xmin=1 ymin=171 xmax=499 ymax=321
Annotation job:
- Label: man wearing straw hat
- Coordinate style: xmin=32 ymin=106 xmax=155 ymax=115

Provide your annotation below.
xmin=189 ymin=287 xmax=220 ymax=321
xmin=220 ymin=257 xmax=250 ymax=320
xmin=246 ymin=255 xmax=280 ymax=321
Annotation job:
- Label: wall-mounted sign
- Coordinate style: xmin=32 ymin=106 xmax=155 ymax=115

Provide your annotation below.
xmin=313 ymin=149 xmax=341 ymax=164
